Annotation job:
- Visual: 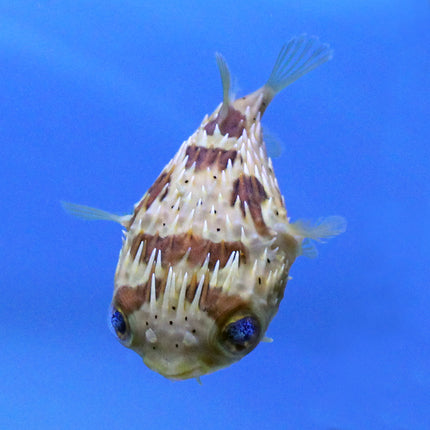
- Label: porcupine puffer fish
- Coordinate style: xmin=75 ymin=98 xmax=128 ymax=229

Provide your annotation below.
xmin=63 ymin=34 xmax=346 ymax=381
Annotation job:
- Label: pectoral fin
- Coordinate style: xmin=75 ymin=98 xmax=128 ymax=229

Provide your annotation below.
xmin=289 ymin=215 xmax=347 ymax=258
xmin=61 ymin=201 xmax=131 ymax=226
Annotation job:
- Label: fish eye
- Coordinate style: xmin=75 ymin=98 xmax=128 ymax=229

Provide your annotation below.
xmin=220 ymin=315 xmax=261 ymax=354
xmin=110 ymin=308 xmax=130 ymax=341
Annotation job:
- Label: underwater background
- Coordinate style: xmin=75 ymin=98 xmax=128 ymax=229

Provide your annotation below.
xmin=1 ymin=1 xmax=429 ymax=429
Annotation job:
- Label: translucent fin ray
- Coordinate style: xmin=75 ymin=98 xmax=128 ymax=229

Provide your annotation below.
xmin=265 ymin=34 xmax=333 ymax=95
xmin=61 ymin=201 xmax=130 ymax=225
xmin=292 ymin=215 xmax=347 ymax=241
xmin=300 ymin=238 xmax=319 ymax=259
xmin=290 ymin=215 xmax=347 ymax=258
xmin=263 ymin=128 xmax=284 ymax=158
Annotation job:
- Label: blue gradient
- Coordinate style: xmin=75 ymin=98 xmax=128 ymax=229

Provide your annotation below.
xmin=1 ymin=1 xmax=429 ymax=429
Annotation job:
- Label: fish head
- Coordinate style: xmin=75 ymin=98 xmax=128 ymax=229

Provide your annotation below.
xmin=109 ymin=288 xmax=267 ymax=380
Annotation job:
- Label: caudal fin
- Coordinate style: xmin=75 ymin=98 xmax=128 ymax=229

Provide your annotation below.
xmin=265 ymin=34 xmax=333 ymax=98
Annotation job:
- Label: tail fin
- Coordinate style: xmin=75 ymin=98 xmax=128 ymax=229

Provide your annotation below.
xmin=265 ymin=34 xmax=333 ymax=98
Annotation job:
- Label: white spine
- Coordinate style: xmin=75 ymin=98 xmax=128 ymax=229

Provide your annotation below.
xmin=176 ymin=272 xmax=188 ymax=320
xmin=209 ymin=260 xmax=220 ymax=288
xmin=190 ymin=274 xmax=205 ymax=313
xmin=142 ymin=248 xmax=157 ymax=283
xmin=162 ymin=266 xmax=174 ymax=315
xmin=155 ymin=250 xmax=163 ymax=278
xmin=150 ymin=273 xmax=157 ymax=312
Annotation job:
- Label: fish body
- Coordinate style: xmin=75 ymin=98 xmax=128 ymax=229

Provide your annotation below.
xmin=64 ymin=35 xmax=346 ymax=381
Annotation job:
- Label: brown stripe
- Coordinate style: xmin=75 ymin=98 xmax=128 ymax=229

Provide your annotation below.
xmin=130 ymin=231 xmax=248 ymax=270
xmin=204 ymin=106 xmax=246 ymax=138
xmin=231 ymin=174 xmax=270 ymax=235
xmin=114 ymin=275 xmax=249 ymax=324
xmin=144 ymin=169 xmax=172 ymax=209
xmin=114 ymin=269 xmax=201 ymax=316
xmin=127 ymin=168 xmax=173 ymax=227
xmin=185 ymin=145 xmax=237 ymax=171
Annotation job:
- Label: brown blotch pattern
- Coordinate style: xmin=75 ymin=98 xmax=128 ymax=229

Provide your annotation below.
xmin=185 ymin=145 xmax=237 ymax=171
xmin=114 ymin=284 xmax=148 ymax=315
xmin=204 ymin=106 xmax=246 ymax=138
xmin=231 ymin=174 xmax=270 ymax=235
xmin=130 ymin=231 xmax=248 ymax=270
xmin=114 ymin=278 xmax=162 ymax=315
xmin=200 ymin=286 xmax=249 ymax=323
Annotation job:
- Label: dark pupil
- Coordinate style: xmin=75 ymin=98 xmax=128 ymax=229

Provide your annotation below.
xmin=224 ymin=316 xmax=259 ymax=350
xmin=111 ymin=310 xmax=126 ymax=335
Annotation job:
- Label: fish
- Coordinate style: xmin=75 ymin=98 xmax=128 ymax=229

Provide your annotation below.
xmin=63 ymin=34 xmax=346 ymax=381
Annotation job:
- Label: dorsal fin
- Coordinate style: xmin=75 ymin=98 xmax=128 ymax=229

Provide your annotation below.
xmin=204 ymin=54 xmax=246 ymax=138
xmin=215 ymin=52 xmax=231 ymax=123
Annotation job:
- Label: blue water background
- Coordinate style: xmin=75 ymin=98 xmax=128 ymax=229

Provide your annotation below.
xmin=1 ymin=1 xmax=429 ymax=429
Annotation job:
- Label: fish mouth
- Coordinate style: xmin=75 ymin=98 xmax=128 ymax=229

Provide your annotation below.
xmin=143 ymin=356 xmax=204 ymax=380
xmin=163 ymin=367 xmax=202 ymax=381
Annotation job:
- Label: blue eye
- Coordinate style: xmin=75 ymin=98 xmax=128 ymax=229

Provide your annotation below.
xmin=221 ymin=316 xmax=260 ymax=353
xmin=111 ymin=309 xmax=128 ymax=338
